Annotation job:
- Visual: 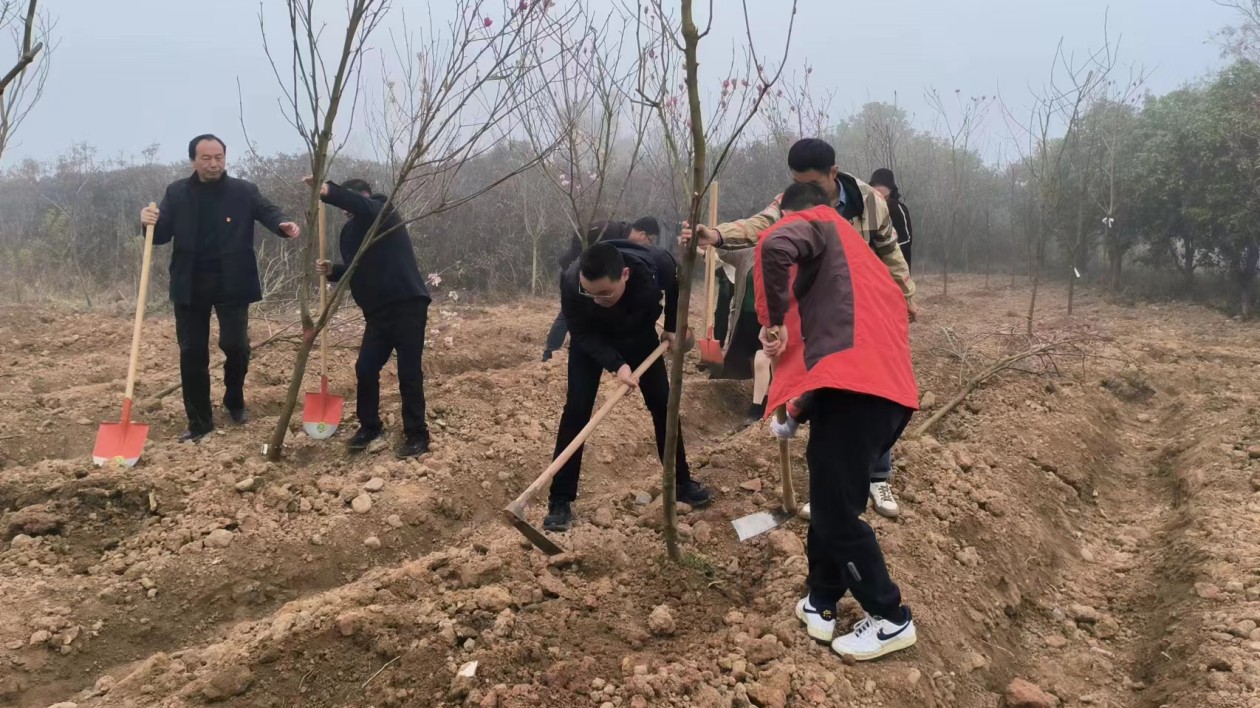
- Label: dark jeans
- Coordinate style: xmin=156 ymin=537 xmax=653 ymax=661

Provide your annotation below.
xmin=806 ymin=388 xmax=912 ymax=618
xmin=356 ymin=299 xmax=430 ymax=439
xmin=174 ymin=301 xmax=250 ymax=435
xmin=713 ymin=270 xmax=733 ymax=345
xmin=872 ymin=450 xmax=894 ymax=482
xmin=543 ymin=310 xmax=568 ymax=356
xmin=549 ymin=332 xmax=692 ymax=503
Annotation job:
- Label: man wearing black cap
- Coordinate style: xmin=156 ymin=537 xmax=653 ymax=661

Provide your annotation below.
xmin=140 ymin=134 xmax=299 ymax=442
xmin=683 ymin=138 xmax=916 ymax=321
xmin=681 ymin=138 xmax=917 ymax=519
xmin=869 ymin=168 xmax=913 ymax=271
xmin=542 ymin=218 xmax=661 ymax=362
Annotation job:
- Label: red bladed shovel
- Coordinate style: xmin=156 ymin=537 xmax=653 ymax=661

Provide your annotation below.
xmin=696 ymin=182 xmax=724 ymax=365
xmin=93 ymin=203 xmax=157 ymax=467
xmin=303 ymin=201 xmax=344 ymax=439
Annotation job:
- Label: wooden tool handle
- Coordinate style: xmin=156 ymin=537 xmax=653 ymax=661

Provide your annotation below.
xmin=123 ymin=203 xmax=157 ymax=404
xmin=775 ymin=404 xmax=798 ymax=515
xmin=701 ymin=182 xmax=720 ymax=332
xmin=508 ymin=341 xmax=670 ymax=513
xmin=318 ymin=201 xmax=328 ymax=378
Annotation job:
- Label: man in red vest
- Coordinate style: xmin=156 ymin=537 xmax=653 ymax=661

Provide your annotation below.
xmin=754 ymin=182 xmax=919 ymax=661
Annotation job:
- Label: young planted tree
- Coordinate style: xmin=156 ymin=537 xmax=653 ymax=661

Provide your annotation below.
xmin=521 ymin=2 xmax=650 ymax=249
xmin=0 ymin=0 xmax=50 ymax=163
xmin=925 ymin=88 xmax=990 ymax=295
xmin=1002 ymin=33 xmax=1113 ymax=335
xmin=262 ymin=0 xmax=572 ymax=460
xmin=635 ymin=0 xmax=797 ymax=561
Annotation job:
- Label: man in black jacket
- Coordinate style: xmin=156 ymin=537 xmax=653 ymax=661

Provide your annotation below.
xmin=543 ymin=241 xmax=713 ymax=532
xmin=140 ymin=134 xmax=298 ymax=441
xmin=542 ymin=219 xmax=658 ymax=362
xmin=312 ymin=177 xmax=432 ymax=459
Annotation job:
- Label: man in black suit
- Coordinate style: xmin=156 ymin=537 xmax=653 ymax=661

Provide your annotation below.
xmin=140 ymin=134 xmax=299 ymax=441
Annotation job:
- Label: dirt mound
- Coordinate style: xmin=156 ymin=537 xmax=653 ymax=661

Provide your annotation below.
xmin=1 ymin=277 xmax=1258 ymax=707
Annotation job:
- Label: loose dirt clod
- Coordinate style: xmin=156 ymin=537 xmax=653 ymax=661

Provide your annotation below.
xmin=647 ymin=604 xmax=676 ymax=636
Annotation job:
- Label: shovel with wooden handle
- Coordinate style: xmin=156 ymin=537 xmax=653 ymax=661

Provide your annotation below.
xmin=303 ymin=201 xmax=344 ymax=440
xmin=696 ymin=182 xmax=724 ymax=365
xmin=93 ymin=203 xmax=157 ymax=468
xmin=731 ymin=405 xmax=800 ymax=541
xmin=504 ymin=341 xmax=670 ymax=555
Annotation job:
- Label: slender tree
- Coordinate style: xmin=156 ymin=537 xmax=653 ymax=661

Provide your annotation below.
xmin=635 ymin=0 xmax=797 ymax=560
xmin=0 ymin=0 xmax=50 ymax=163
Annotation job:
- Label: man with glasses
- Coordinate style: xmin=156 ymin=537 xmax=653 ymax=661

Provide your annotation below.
xmin=543 ymin=241 xmax=714 ymax=532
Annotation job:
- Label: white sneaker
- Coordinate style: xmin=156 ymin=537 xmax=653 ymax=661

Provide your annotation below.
xmin=798 ymin=502 xmax=811 ymax=520
xmin=831 ymin=609 xmax=917 ymax=661
xmin=795 ymin=597 xmax=836 ymax=642
xmin=869 ymin=482 xmax=900 ymax=518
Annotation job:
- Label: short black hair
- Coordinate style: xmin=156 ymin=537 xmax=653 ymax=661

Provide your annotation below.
xmin=780 ymin=182 xmax=830 ymax=212
xmin=343 ymin=178 xmax=372 ymax=194
xmin=579 ymin=242 xmax=626 ymax=282
xmin=631 ymin=216 xmax=660 ymax=237
xmin=188 ymin=134 xmax=227 ymax=161
xmin=787 ymin=138 xmax=835 ymax=174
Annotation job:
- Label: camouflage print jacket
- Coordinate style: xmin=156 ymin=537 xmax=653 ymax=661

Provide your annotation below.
xmin=712 ymin=172 xmax=916 ymax=302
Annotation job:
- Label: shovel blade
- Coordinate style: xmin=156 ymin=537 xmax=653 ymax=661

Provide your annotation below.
xmin=731 ymin=510 xmax=791 ymax=542
xmin=501 ymin=509 xmax=567 ymax=556
xmin=302 ymin=387 xmax=344 ymax=440
xmin=93 ymin=421 xmax=149 ymax=468
xmin=697 ymin=337 xmax=723 ymax=365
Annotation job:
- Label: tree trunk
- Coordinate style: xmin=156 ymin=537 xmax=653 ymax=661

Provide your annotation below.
xmin=1027 ymin=210 xmax=1045 ymax=337
xmin=660 ymin=0 xmax=708 ymax=563
xmin=531 ymin=241 xmax=539 ymax=297
xmin=266 ymin=341 xmax=313 ymax=461
xmin=1106 ymin=241 xmax=1122 ymax=290
xmin=984 ymin=210 xmax=991 ymax=290
xmin=1180 ymin=238 xmax=1196 ymax=293
xmin=943 ymin=208 xmax=956 ymax=296
xmin=1068 ymin=186 xmax=1087 ymax=317
xmin=1241 ymin=239 xmax=1259 ymax=319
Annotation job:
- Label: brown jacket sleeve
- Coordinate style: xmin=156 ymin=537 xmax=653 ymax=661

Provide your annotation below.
xmin=714 ymin=199 xmax=782 ymax=249
xmin=760 ymin=220 xmax=825 ymax=326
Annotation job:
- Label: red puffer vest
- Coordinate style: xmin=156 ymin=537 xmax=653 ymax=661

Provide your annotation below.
xmin=753 ymin=205 xmax=918 ymax=413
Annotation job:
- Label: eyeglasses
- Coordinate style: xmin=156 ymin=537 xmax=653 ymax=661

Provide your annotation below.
xmin=579 ymin=282 xmax=618 ymax=301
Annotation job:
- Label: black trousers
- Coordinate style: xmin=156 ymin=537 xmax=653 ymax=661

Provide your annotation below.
xmin=174 ymin=302 xmax=250 ymax=434
xmin=356 ymin=298 xmax=430 ymax=439
xmin=713 ymin=270 xmax=733 ymax=345
xmin=549 ymin=332 xmax=691 ymax=503
xmin=806 ymin=388 xmax=912 ymax=617
xmin=544 ymin=310 xmax=568 ymax=354
xmin=901 ymin=241 xmax=913 ymax=272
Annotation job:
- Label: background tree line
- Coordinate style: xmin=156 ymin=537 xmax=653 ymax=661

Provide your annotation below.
xmin=2 ymin=4 xmax=1259 ymax=319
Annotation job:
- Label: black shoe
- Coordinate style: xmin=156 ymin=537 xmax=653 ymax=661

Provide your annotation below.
xmin=179 ymin=429 xmax=212 ymax=443
xmin=347 ymin=426 xmax=383 ymax=452
xmin=542 ymin=350 xmax=554 ymax=362
xmin=228 ymin=407 xmax=249 ymax=425
xmin=395 ymin=433 xmax=431 ymax=459
xmin=543 ymin=500 xmax=573 ymax=532
xmin=677 ymin=480 xmax=715 ymax=508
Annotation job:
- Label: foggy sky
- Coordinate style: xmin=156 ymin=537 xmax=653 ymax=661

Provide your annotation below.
xmin=2 ymin=0 xmax=1237 ymax=167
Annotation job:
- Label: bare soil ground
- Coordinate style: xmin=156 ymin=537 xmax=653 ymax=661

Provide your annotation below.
xmin=1 ymin=274 xmax=1258 ymax=708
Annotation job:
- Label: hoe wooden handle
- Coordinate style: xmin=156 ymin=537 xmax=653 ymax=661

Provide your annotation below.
xmin=507 ymin=342 xmax=670 ymax=514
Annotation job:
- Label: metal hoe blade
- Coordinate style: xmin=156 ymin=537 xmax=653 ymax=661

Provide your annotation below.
xmin=731 ymin=509 xmax=792 ymax=542
xmin=502 ymin=509 xmax=566 ymax=556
